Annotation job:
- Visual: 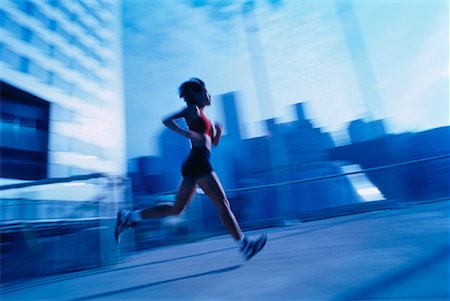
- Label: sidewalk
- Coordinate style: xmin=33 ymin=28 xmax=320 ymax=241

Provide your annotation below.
xmin=2 ymin=200 xmax=449 ymax=301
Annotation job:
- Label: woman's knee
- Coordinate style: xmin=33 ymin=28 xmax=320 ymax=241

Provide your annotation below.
xmin=170 ymin=205 xmax=184 ymax=216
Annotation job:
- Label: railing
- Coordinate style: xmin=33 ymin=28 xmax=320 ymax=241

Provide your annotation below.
xmin=0 ymin=174 xmax=133 ymax=284
xmin=133 ymin=154 xmax=450 ymax=250
xmin=1 ymin=154 xmax=448 ymax=282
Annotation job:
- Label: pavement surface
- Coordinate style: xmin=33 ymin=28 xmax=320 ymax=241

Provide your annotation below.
xmin=1 ymin=200 xmax=449 ymax=301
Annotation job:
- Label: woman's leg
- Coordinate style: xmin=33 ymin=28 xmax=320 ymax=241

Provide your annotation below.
xmin=141 ymin=177 xmax=197 ymax=218
xmin=115 ymin=177 xmax=196 ymax=243
xmin=196 ymin=172 xmax=243 ymax=241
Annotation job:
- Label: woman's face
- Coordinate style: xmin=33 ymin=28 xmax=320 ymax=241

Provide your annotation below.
xmin=194 ymin=88 xmax=211 ymax=107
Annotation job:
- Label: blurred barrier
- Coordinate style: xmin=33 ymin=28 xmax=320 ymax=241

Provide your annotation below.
xmin=133 ymin=154 xmax=450 ymax=250
xmin=0 ymin=174 xmax=134 ymax=285
xmin=1 ymin=154 xmax=448 ymax=282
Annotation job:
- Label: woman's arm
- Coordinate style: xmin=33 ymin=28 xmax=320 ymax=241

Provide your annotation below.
xmin=162 ymin=109 xmax=190 ymax=138
xmin=162 ymin=106 xmax=205 ymax=143
xmin=212 ymin=122 xmax=222 ymax=146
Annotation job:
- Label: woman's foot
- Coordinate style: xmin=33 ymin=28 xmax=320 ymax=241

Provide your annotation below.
xmin=114 ymin=209 xmax=137 ymax=244
xmin=240 ymin=234 xmax=267 ymax=260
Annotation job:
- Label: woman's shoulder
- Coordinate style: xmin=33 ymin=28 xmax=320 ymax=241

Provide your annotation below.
xmin=185 ymin=104 xmax=200 ymax=118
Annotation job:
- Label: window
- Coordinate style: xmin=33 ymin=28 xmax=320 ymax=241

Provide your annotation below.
xmin=0 ymin=81 xmax=49 ymax=180
xmin=0 ymin=46 xmax=21 ymax=70
xmin=91 ymin=51 xmax=104 ymax=65
xmin=34 ymin=7 xmax=51 ymax=28
xmin=47 ymin=0 xmax=60 ymax=8
xmin=72 ymin=37 xmax=90 ymax=57
xmin=21 ymin=27 xmax=32 ymax=42
xmin=53 ymin=47 xmax=72 ymax=67
xmin=91 ymin=73 xmax=103 ymax=86
xmin=50 ymin=133 xmax=70 ymax=151
xmin=12 ymin=0 xmax=28 ymax=13
xmin=30 ymin=33 xmax=51 ymax=55
xmin=91 ymin=32 xmax=103 ymax=45
xmin=91 ymin=11 xmax=104 ymax=26
xmin=54 ymin=23 xmax=72 ymax=43
xmin=28 ymin=60 xmax=50 ymax=83
xmin=100 ymin=34 xmax=114 ymax=49
xmin=72 ymin=85 xmax=90 ymax=101
xmin=23 ymin=1 xmax=36 ymax=16
xmin=21 ymin=28 xmax=52 ymax=55
xmin=72 ymin=60 xmax=95 ymax=80
xmin=51 ymin=103 xmax=76 ymax=122
xmin=57 ymin=2 xmax=72 ymax=20
xmin=101 ymin=1 xmax=115 ymax=14
xmin=0 ymin=9 xmax=5 ymax=27
xmin=19 ymin=57 xmax=29 ymax=73
xmin=48 ymin=19 xmax=57 ymax=31
xmin=2 ymin=14 xmax=21 ymax=38
xmin=52 ymin=74 xmax=72 ymax=93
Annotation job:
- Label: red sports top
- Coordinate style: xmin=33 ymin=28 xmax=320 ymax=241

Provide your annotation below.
xmin=187 ymin=109 xmax=213 ymax=139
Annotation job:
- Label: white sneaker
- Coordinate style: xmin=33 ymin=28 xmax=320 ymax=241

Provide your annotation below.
xmin=114 ymin=209 xmax=137 ymax=244
xmin=240 ymin=234 xmax=267 ymax=260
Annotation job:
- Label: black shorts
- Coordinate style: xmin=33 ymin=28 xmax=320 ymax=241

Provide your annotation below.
xmin=181 ymin=147 xmax=213 ymax=180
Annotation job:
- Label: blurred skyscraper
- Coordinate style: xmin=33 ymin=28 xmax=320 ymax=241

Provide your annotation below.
xmin=0 ymin=0 xmax=125 ymax=181
xmin=158 ymin=126 xmax=190 ymax=191
xmin=348 ymin=119 xmax=387 ymax=143
xmin=335 ymin=0 xmax=384 ymax=119
xmin=221 ymin=92 xmax=242 ymax=141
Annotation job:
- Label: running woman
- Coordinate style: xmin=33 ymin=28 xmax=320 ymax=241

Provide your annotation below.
xmin=115 ymin=78 xmax=266 ymax=260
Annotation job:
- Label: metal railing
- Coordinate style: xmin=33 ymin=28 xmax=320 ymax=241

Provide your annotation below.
xmin=133 ymin=154 xmax=450 ymax=250
xmin=1 ymin=154 xmax=448 ymax=282
xmin=0 ymin=173 xmax=133 ymax=284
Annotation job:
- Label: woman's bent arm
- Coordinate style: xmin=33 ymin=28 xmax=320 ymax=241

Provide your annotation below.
xmin=162 ymin=109 xmax=190 ymax=138
xmin=162 ymin=107 xmax=205 ymax=144
xmin=212 ymin=122 xmax=222 ymax=146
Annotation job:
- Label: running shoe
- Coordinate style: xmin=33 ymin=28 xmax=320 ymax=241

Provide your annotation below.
xmin=114 ymin=209 xmax=137 ymax=244
xmin=240 ymin=234 xmax=267 ymax=260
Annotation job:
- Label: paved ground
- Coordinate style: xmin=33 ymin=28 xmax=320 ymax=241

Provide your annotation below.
xmin=1 ymin=200 xmax=449 ymax=301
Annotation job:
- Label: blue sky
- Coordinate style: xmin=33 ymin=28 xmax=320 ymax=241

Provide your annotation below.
xmin=122 ymin=0 xmax=449 ymax=158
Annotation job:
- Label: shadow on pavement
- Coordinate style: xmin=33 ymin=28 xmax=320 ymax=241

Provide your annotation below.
xmin=71 ymin=264 xmax=243 ymax=301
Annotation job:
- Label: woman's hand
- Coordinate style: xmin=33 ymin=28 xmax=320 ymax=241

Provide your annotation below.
xmin=212 ymin=122 xmax=222 ymax=146
xmin=214 ymin=122 xmax=223 ymax=133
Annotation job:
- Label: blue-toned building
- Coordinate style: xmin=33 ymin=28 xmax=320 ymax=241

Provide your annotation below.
xmin=0 ymin=0 xmax=126 ymax=181
xmin=0 ymin=0 xmax=127 ymax=284
xmin=348 ymin=118 xmax=386 ymax=143
xmin=158 ymin=126 xmax=190 ymax=191
xmin=330 ymin=121 xmax=450 ymax=202
xmin=234 ymin=103 xmax=360 ymax=226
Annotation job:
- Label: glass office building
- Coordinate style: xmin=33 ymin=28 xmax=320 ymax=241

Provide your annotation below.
xmin=0 ymin=0 xmax=125 ymax=181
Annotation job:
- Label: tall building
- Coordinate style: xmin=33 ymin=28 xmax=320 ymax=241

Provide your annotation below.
xmin=348 ymin=118 xmax=387 ymax=143
xmin=221 ymin=92 xmax=241 ymax=141
xmin=210 ymin=92 xmax=243 ymax=190
xmin=335 ymin=0 xmax=384 ymax=119
xmin=0 ymin=0 xmax=125 ymax=181
xmin=128 ymin=155 xmax=164 ymax=195
xmin=158 ymin=126 xmax=190 ymax=191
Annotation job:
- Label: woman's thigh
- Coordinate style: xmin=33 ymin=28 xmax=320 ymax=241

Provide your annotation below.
xmin=173 ymin=177 xmax=197 ymax=212
xmin=196 ymin=172 xmax=229 ymax=208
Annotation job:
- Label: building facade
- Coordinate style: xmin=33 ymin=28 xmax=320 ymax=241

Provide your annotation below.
xmin=0 ymin=0 xmax=125 ymax=181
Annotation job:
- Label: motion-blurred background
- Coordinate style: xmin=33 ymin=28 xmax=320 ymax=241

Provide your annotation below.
xmin=0 ymin=0 xmax=448 ymax=285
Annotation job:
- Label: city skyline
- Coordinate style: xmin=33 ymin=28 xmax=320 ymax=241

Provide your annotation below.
xmin=123 ymin=0 xmax=448 ymax=159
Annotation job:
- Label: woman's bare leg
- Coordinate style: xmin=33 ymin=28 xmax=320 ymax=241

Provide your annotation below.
xmin=196 ymin=172 xmax=243 ymax=241
xmin=141 ymin=178 xmax=197 ymax=218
